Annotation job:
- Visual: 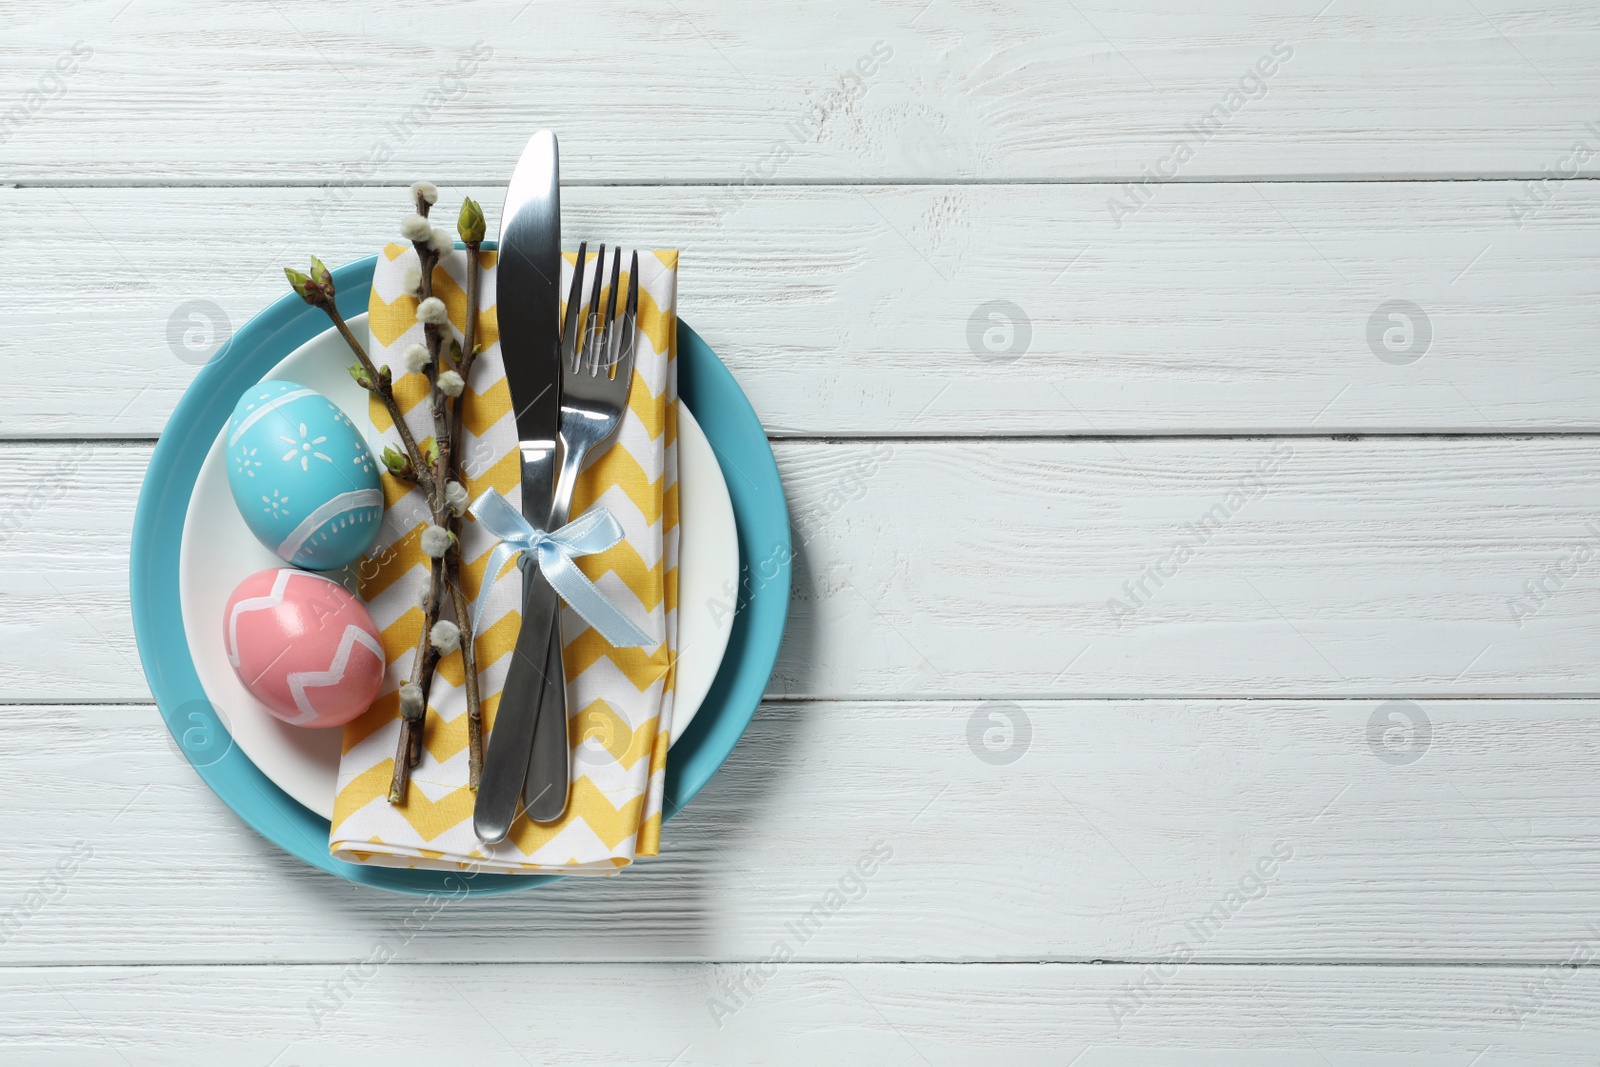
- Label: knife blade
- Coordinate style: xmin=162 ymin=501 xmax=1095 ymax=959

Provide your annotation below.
xmin=473 ymin=130 xmax=564 ymax=845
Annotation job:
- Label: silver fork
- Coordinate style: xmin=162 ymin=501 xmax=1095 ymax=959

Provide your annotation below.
xmin=523 ymin=243 xmax=641 ymax=822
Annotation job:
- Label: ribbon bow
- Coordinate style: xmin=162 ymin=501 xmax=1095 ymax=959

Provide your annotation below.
xmin=468 ymin=488 xmax=653 ymax=649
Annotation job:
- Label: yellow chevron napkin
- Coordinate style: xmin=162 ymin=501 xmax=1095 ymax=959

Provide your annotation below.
xmin=328 ymin=243 xmax=680 ymax=875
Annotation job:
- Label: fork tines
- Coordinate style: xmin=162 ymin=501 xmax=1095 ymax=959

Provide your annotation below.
xmin=562 ymin=244 xmax=641 ymax=381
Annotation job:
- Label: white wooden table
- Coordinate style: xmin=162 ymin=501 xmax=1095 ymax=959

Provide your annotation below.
xmin=4 ymin=1 xmax=1600 ymax=1062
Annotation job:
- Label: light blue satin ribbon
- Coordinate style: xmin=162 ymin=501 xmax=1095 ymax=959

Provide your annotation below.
xmin=468 ymin=488 xmax=653 ymax=648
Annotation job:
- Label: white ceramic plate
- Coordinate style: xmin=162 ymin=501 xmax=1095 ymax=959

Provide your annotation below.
xmin=179 ymin=314 xmax=738 ymax=819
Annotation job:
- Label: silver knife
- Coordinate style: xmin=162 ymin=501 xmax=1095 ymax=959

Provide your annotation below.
xmin=473 ymin=130 xmax=564 ymax=845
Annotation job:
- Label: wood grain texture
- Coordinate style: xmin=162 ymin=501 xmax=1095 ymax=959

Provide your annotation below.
xmin=3 ymin=1 xmax=1599 ymax=184
xmin=776 ymin=436 xmax=1600 ymax=697
xmin=15 ymin=439 xmax=1599 ymax=702
xmin=5 ymin=181 xmax=1600 ymax=439
xmin=2 ymin=962 xmax=1598 ymax=1064
xmin=4 ymin=700 xmax=1600 ymax=965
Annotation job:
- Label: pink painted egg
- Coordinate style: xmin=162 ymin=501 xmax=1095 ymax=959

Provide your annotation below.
xmin=222 ymin=568 xmax=386 ymax=728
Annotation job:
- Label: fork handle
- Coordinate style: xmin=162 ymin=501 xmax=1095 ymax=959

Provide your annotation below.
xmin=549 ymin=440 xmax=585 ymax=530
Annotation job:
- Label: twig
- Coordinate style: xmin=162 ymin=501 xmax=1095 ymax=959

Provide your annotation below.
xmin=447 ymin=571 xmax=482 ymax=788
xmin=449 ymin=244 xmax=484 ymax=448
xmin=449 ymin=219 xmax=486 ymax=788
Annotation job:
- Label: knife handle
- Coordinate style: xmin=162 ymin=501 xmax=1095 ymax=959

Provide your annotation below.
xmin=522 ymin=616 xmax=570 ymax=822
xmin=473 ymin=446 xmax=561 ymax=845
xmin=473 ymin=556 xmax=563 ymax=844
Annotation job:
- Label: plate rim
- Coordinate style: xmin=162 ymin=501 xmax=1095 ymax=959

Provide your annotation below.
xmin=130 ymin=254 xmax=790 ymax=896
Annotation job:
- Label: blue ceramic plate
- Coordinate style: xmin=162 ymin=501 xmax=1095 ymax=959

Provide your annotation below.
xmin=131 ymin=255 xmax=789 ymax=896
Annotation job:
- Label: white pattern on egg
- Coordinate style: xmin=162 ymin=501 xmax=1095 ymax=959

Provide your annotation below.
xmin=277 ymin=421 xmax=333 ymax=472
xmin=233 ymin=445 xmax=262 ymax=478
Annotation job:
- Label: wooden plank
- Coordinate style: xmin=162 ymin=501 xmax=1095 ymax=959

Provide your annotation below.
xmin=773 ymin=436 xmax=1600 ymax=698
xmin=12 ymin=438 xmax=1600 ymax=702
xmin=2 ymin=962 xmax=1598 ymax=1063
xmin=3 ymin=1 xmax=1599 ymax=183
xmin=775 ymin=438 xmax=1600 ymax=698
xmin=4 ymin=700 xmax=1600 ymax=965
xmin=6 ymin=180 xmax=1600 ymax=439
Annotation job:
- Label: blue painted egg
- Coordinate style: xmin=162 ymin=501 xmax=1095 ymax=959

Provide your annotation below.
xmin=225 ymin=380 xmax=383 ymax=570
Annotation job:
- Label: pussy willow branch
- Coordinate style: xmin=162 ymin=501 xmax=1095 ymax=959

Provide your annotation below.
xmin=449 ymin=241 xmax=485 ymax=789
xmin=390 ymin=189 xmax=450 ymax=803
xmin=287 ymin=195 xmax=485 ymax=803
xmin=391 ymin=194 xmax=487 ymax=797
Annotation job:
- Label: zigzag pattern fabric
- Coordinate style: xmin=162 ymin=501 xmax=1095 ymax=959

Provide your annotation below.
xmin=329 ymin=242 xmax=680 ymax=874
